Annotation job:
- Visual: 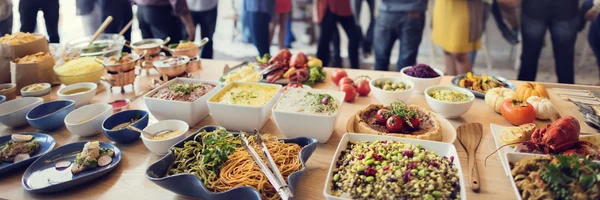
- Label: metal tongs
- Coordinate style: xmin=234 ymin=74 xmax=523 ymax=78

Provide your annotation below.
xmin=240 ymin=129 xmax=293 ymax=200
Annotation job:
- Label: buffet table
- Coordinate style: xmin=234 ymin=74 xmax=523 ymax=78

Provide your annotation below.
xmin=0 ymin=59 xmax=598 ymax=200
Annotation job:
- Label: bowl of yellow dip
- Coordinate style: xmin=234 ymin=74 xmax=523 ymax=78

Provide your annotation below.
xmin=141 ymin=120 xmax=189 ymax=155
xmin=424 ymin=86 xmax=475 ymax=119
xmin=53 ymin=57 xmax=106 ymax=85
xmin=207 ymin=82 xmax=281 ymax=132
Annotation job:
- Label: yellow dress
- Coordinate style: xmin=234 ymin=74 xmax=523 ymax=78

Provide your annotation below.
xmin=432 ymin=0 xmax=481 ymax=53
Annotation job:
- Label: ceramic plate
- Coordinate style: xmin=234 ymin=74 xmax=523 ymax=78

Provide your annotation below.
xmin=450 ymin=74 xmax=515 ymax=98
xmin=21 ymin=141 xmax=121 ymax=193
xmin=489 ymin=123 xmax=513 ymax=176
xmin=146 ymin=125 xmax=318 ymax=199
xmin=346 ymin=113 xmax=457 ymax=143
xmin=323 ymin=133 xmax=466 ymax=200
xmin=0 ymin=133 xmax=56 ymax=174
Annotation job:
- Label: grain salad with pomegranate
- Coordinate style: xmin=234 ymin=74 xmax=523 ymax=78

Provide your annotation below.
xmin=330 ymin=140 xmax=460 ymax=200
xmin=151 ymin=82 xmax=215 ymax=102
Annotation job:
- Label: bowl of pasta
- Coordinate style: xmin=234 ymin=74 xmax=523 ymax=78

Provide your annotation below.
xmin=145 ymin=125 xmax=318 ymax=200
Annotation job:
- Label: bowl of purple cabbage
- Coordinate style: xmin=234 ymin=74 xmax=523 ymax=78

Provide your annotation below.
xmin=401 ymin=64 xmax=444 ymax=94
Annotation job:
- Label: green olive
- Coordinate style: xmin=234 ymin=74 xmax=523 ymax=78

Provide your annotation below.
xmin=382 ymin=84 xmax=392 ymax=90
xmin=366 ymin=176 xmax=375 ymax=182
xmin=385 ymin=80 xmax=392 ymax=85
xmin=391 ymin=82 xmax=398 ymax=89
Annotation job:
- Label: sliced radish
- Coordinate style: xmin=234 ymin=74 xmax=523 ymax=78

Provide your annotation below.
xmin=55 ymin=161 xmax=72 ymax=169
xmin=11 ymin=134 xmax=33 ymax=142
xmin=14 ymin=154 xmax=30 ymax=162
xmin=98 ymin=155 xmax=112 ymax=167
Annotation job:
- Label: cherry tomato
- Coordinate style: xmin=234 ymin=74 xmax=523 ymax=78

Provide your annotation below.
xmin=331 ymin=69 xmax=348 ymax=85
xmin=404 ymin=117 xmax=421 ymax=130
xmin=338 ymin=77 xmax=353 ymax=87
xmin=500 ymin=99 xmax=536 ymax=125
xmin=355 ymin=79 xmax=370 ymax=96
xmin=376 ymin=109 xmax=390 ymax=125
xmin=339 ymin=84 xmax=358 ymax=102
xmin=386 ymin=116 xmax=404 ymax=132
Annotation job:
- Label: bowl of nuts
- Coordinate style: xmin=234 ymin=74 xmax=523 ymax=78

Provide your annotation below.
xmin=370 ymin=77 xmax=414 ymax=105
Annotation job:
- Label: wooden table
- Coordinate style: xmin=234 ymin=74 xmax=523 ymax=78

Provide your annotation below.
xmin=0 ymin=59 xmax=597 ymax=200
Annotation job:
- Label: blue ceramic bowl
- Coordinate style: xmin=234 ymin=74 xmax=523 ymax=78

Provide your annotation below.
xmin=102 ymin=110 xmax=149 ymax=143
xmin=21 ymin=141 xmax=121 ymax=193
xmin=145 ymin=125 xmax=318 ymax=199
xmin=0 ymin=133 xmax=56 ymax=174
xmin=0 ymin=95 xmax=5 ymax=104
xmin=26 ymin=100 xmax=75 ymax=131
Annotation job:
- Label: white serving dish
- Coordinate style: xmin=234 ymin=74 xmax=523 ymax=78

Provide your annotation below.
xmin=144 ymin=78 xmax=221 ymax=126
xmin=369 ymin=77 xmax=414 ymax=105
xmin=272 ymin=88 xmax=345 ymax=143
xmin=207 ymin=82 xmax=281 ymax=132
xmin=64 ymin=104 xmax=112 ymax=137
xmin=0 ymin=97 xmax=44 ymax=128
xmin=141 ymin=120 xmax=189 ymax=155
xmin=20 ymin=83 xmax=51 ymax=97
xmin=57 ymin=82 xmax=97 ymax=108
xmin=400 ymin=66 xmax=444 ymax=94
xmin=504 ymin=152 xmax=541 ymax=200
xmin=323 ymin=133 xmax=466 ymax=200
xmin=424 ymin=85 xmax=475 ymax=119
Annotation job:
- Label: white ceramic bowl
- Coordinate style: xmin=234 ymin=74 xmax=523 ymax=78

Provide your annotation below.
xmin=64 ymin=104 xmax=112 ymax=137
xmin=272 ymin=88 xmax=345 ymax=143
xmin=323 ymin=133 xmax=466 ymax=200
xmin=369 ymin=77 xmax=414 ymax=105
xmin=57 ymin=82 xmax=98 ymax=108
xmin=0 ymin=97 xmax=44 ymax=128
xmin=207 ymin=82 xmax=282 ymax=132
xmin=144 ymin=78 xmax=221 ymax=126
xmin=400 ymin=66 xmax=444 ymax=94
xmin=424 ymin=86 xmax=475 ymax=119
xmin=20 ymin=83 xmax=51 ymax=97
xmin=141 ymin=120 xmax=189 ymax=155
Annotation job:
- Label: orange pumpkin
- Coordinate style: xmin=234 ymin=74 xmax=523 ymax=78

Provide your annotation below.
xmin=516 ymin=82 xmax=549 ymax=101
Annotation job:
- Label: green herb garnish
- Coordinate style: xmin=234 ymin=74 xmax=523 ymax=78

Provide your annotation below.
xmin=540 ymin=155 xmax=600 ymax=199
xmin=169 ymin=83 xmax=203 ymax=96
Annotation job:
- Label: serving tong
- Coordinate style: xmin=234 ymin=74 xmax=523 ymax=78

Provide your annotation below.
xmin=240 ymin=129 xmax=293 ymax=200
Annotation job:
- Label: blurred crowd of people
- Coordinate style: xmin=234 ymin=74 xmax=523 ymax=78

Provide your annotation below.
xmin=1 ymin=0 xmax=600 ymax=84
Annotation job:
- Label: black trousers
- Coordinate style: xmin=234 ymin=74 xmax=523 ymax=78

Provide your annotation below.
xmin=19 ymin=0 xmax=60 ymax=43
xmin=99 ymin=0 xmax=133 ymax=52
xmin=137 ymin=5 xmax=183 ymax=45
xmin=190 ymin=6 xmax=217 ymax=59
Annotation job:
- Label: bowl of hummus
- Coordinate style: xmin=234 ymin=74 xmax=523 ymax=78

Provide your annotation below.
xmin=207 ymin=82 xmax=281 ymax=132
xmin=424 ymin=86 xmax=475 ymax=119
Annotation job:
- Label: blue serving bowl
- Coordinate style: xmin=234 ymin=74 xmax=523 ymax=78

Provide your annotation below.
xmin=0 ymin=95 xmax=5 ymax=104
xmin=102 ymin=110 xmax=149 ymax=143
xmin=26 ymin=100 xmax=75 ymax=131
xmin=145 ymin=125 xmax=318 ymax=199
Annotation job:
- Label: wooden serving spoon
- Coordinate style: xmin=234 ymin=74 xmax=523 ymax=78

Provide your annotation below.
xmin=457 ymin=123 xmax=483 ymax=192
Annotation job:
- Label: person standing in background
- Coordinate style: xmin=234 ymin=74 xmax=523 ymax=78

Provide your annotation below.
xmin=0 ymin=0 xmax=12 ymax=36
xmin=76 ymin=0 xmax=101 ymax=36
xmin=186 ymin=0 xmax=218 ymax=58
xmin=19 ymin=0 xmax=60 ymax=43
xmin=518 ymin=0 xmax=579 ymax=84
xmin=432 ymin=0 xmax=483 ymax=75
xmin=373 ymin=0 xmax=428 ymax=71
xmin=316 ymin=0 xmax=360 ymax=69
xmin=584 ymin=0 xmax=600 ymax=85
xmin=99 ymin=0 xmax=133 ymax=43
xmin=133 ymin=0 xmax=195 ymax=44
xmin=244 ymin=0 xmax=275 ymax=57
xmin=467 ymin=0 xmax=491 ymax=67
xmin=351 ymin=0 xmax=375 ymax=56
xmin=269 ymin=0 xmax=291 ymax=50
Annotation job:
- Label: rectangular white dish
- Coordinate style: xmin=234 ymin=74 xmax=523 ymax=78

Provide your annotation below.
xmin=323 ymin=133 xmax=466 ymax=200
xmin=144 ymin=78 xmax=221 ymax=126
xmin=272 ymin=88 xmax=345 ymax=143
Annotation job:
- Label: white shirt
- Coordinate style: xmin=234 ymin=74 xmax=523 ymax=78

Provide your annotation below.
xmin=186 ymin=0 xmax=218 ymax=12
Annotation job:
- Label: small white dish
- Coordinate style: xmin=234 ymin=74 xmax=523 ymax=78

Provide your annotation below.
xmin=323 ymin=133 xmax=466 ymax=200
xmin=424 ymin=85 xmax=475 ymax=119
xmin=57 ymin=82 xmax=97 ymax=108
xmin=141 ymin=120 xmax=189 ymax=155
xmin=369 ymin=77 xmax=414 ymax=105
xmin=272 ymin=88 xmax=345 ymax=143
xmin=65 ymin=104 xmax=112 ymax=137
xmin=400 ymin=66 xmax=444 ymax=94
xmin=20 ymin=83 xmax=51 ymax=97
xmin=0 ymin=97 xmax=44 ymax=128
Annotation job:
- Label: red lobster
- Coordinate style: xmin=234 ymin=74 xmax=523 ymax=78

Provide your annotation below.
xmin=486 ymin=116 xmax=600 ymax=163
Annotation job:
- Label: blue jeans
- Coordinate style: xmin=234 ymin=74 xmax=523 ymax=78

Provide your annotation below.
xmin=247 ymin=12 xmax=271 ymax=56
xmin=352 ymin=0 xmax=375 ymax=52
xmin=518 ymin=13 xmax=578 ymax=84
xmin=374 ymin=11 xmax=425 ymax=71
xmin=588 ymin=16 xmax=600 ymax=70
xmin=284 ymin=16 xmax=294 ymax=47
xmin=317 ymin=9 xmax=360 ymax=69
xmin=191 ymin=6 xmax=218 ymax=59
xmin=0 ymin=14 xmax=12 ymax=36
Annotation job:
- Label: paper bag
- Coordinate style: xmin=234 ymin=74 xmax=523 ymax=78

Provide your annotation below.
xmin=0 ymin=57 xmax=9 ymax=83
xmin=10 ymin=56 xmax=59 ymax=95
xmin=0 ymin=34 xmax=50 ymax=58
